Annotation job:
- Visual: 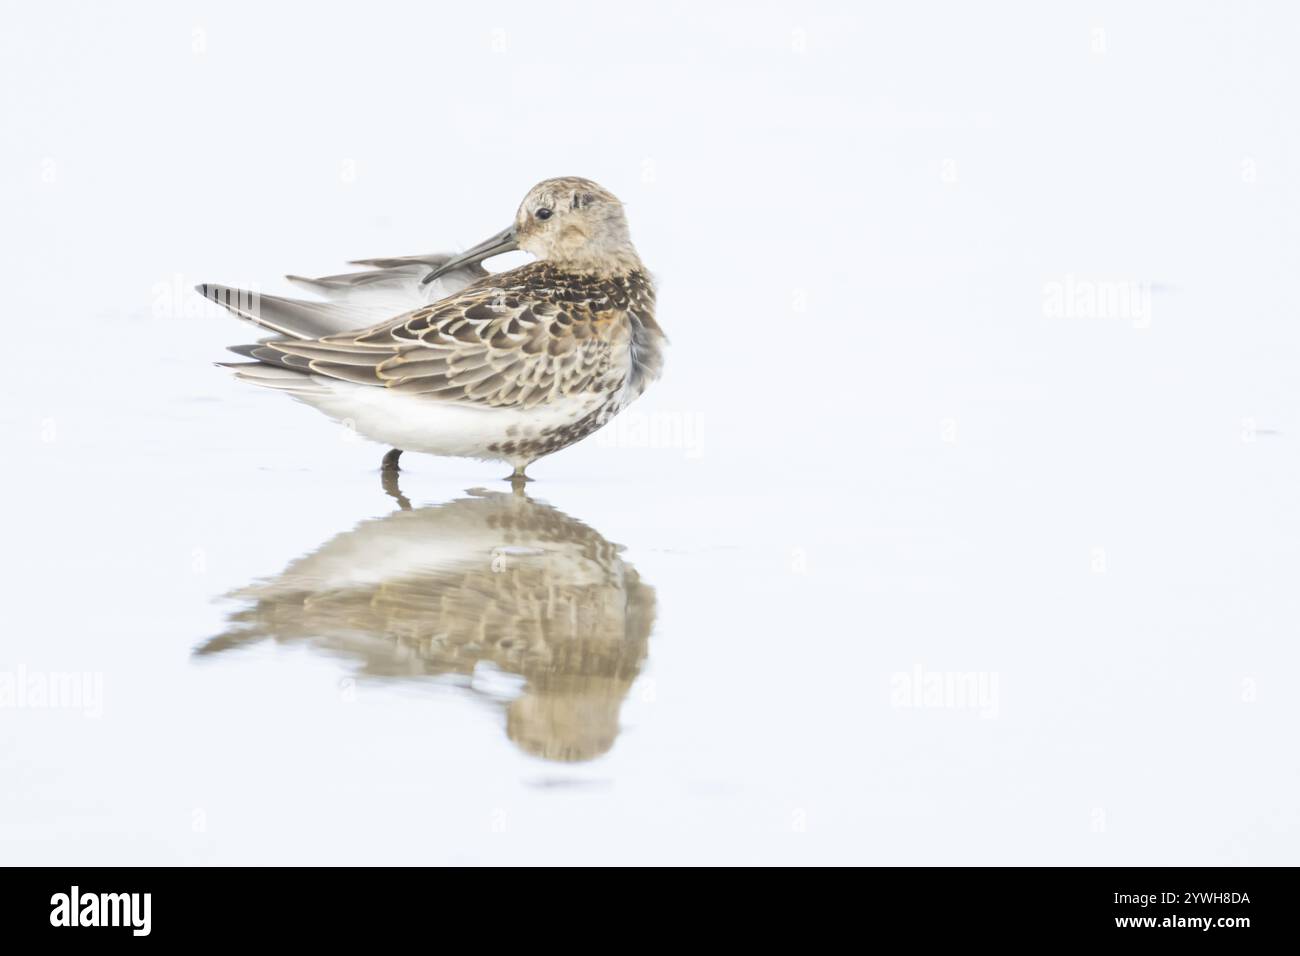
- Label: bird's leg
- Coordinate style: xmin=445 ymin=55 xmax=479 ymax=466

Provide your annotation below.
xmin=505 ymin=464 xmax=532 ymax=495
xmin=380 ymin=449 xmax=411 ymax=511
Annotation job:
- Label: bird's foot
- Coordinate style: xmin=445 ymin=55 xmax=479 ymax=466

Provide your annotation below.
xmin=505 ymin=467 xmax=532 ymax=496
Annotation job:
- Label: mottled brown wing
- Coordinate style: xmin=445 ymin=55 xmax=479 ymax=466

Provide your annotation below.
xmin=257 ymin=280 xmax=629 ymax=409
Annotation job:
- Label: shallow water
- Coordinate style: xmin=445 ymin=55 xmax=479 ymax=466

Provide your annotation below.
xmin=3 ymin=2 xmax=1299 ymax=864
xmin=3 ymin=304 xmax=1296 ymax=865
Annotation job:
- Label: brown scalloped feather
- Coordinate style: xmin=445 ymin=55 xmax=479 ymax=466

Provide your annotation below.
xmin=255 ymin=261 xmax=657 ymax=410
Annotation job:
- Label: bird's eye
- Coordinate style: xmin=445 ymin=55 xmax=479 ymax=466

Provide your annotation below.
xmin=535 ymin=208 xmax=553 ymax=221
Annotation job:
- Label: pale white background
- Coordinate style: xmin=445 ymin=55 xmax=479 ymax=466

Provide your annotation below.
xmin=1 ymin=1 xmax=1297 ymax=864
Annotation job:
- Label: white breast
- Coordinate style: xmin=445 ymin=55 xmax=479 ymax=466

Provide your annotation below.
xmin=292 ymin=381 xmax=611 ymax=464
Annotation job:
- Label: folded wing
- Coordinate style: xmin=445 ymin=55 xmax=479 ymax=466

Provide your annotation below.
xmin=249 ymin=277 xmax=628 ymax=409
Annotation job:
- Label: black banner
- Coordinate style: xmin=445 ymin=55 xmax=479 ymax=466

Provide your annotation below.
xmin=0 ymin=867 xmax=1287 ymax=942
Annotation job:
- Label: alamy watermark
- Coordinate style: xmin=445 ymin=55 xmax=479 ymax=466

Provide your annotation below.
xmin=152 ymin=274 xmax=263 ymax=321
xmin=50 ymin=886 xmax=150 ymax=936
xmin=0 ymin=666 xmax=103 ymax=718
xmin=1043 ymin=275 xmax=1151 ymax=329
xmin=890 ymin=665 xmax=999 ymax=719
xmin=593 ymin=409 xmax=704 ymax=459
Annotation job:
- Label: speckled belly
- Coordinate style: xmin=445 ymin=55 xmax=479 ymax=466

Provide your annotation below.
xmin=487 ymin=398 xmax=622 ymax=464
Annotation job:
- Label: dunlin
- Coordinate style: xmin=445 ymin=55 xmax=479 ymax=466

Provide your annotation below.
xmin=199 ymin=177 xmax=665 ymax=482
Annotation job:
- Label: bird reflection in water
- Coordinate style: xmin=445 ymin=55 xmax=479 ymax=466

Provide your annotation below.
xmin=197 ymin=477 xmax=655 ymax=763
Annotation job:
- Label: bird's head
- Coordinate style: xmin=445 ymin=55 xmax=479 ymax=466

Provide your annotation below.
xmin=423 ymin=177 xmax=640 ymax=284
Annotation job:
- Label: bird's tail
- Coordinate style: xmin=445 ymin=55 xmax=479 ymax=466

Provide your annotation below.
xmin=196 ymin=253 xmax=487 ymax=340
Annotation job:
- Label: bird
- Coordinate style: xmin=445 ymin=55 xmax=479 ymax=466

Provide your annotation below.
xmin=198 ymin=177 xmax=665 ymax=484
xmin=197 ymin=486 xmax=657 ymax=763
